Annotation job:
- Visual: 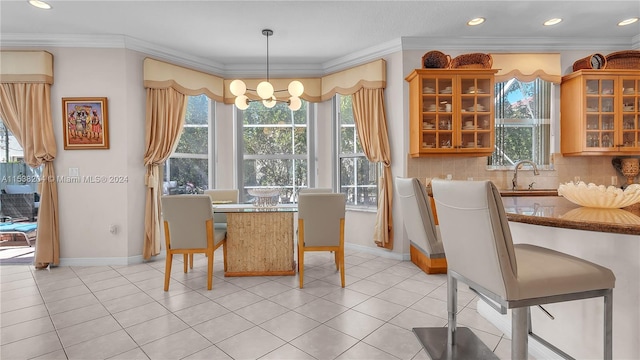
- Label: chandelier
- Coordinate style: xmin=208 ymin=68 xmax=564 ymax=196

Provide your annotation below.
xmin=230 ymin=29 xmax=304 ymax=111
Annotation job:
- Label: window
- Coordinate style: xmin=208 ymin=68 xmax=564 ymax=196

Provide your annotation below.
xmin=237 ymin=100 xmax=313 ymax=203
xmin=164 ymin=94 xmax=213 ymax=194
xmin=335 ymin=94 xmax=378 ymax=208
xmin=489 ymin=78 xmax=552 ymax=168
xmin=0 ymin=119 xmax=41 ymax=189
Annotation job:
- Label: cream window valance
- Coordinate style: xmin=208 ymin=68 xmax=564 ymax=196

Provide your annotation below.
xmin=145 ymin=58 xmax=386 ymax=104
xmin=491 ymin=53 xmax=561 ymax=84
xmin=320 ymin=59 xmax=387 ymax=101
xmin=143 ymin=58 xmax=225 ymax=102
xmin=0 ymin=51 xmax=54 ymax=84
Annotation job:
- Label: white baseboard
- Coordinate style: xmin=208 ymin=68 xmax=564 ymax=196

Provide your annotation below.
xmin=57 ymin=246 xmax=410 ymax=267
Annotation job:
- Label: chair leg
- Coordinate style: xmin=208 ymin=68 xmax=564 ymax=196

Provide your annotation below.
xmin=222 ymin=243 xmax=228 ymax=272
xmin=512 ymin=307 xmax=529 ymax=359
xmin=334 ymin=251 xmax=339 ymax=270
xmin=183 ymin=254 xmax=188 ymax=273
xmin=189 ymin=253 xmax=194 ymax=269
xmin=604 ymin=289 xmax=613 ymax=360
xmin=207 ymin=250 xmax=214 ymax=290
xmin=164 ymin=253 xmax=173 ymax=291
xmin=339 ymin=249 xmax=345 ymax=288
xmin=447 ymin=273 xmax=458 ymax=350
xmin=299 ymin=247 xmax=305 ymax=289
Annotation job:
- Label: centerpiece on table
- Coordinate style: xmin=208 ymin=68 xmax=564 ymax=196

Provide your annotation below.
xmin=248 ymin=188 xmax=281 ymax=208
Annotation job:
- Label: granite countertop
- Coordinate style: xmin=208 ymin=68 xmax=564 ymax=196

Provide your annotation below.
xmin=502 ymin=196 xmax=640 ymax=235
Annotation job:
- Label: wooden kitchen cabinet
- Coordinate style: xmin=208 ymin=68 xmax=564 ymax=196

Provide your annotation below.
xmin=561 ymin=69 xmax=640 ymax=156
xmin=406 ymin=69 xmax=497 ymax=157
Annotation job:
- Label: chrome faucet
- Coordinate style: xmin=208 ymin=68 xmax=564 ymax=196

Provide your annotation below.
xmin=512 ymin=160 xmax=540 ymax=190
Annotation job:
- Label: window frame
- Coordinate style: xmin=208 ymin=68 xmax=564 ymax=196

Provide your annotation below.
xmin=489 ymin=77 xmax=555 ymax=170
xmin=333 ymin=94 xmax=379 ymax=210
xmin=235 ymin=100 xmax=316 ymax=203
xmin=164 ymin=95 xmax=216 ymax=192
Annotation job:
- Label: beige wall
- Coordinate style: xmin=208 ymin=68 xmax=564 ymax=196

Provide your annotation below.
xmin=47 ymin=47 xmax=147 ymax=264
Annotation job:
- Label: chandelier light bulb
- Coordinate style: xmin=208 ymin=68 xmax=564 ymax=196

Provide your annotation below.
xmin=288 ymin=97 xmax=302 ymax=111
xmin=288 ymin=81 xmax=304 ymax=97
xmin=257 ymin=81 xmax=274 ymax=100
xmin=263 ymin=96 xmax=277 ymax=108
xmin=235 ymin=95 xmax=250 ymax=110
xmin=230 ymin=80 xmax=247 ymax=96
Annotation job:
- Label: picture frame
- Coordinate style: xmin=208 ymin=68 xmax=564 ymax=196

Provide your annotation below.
xmin=62 ymin=97 xmax=109 ymax=150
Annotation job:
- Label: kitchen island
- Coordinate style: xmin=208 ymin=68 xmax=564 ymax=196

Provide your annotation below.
xmin=478 ymin=196 xmax=639 ymax=359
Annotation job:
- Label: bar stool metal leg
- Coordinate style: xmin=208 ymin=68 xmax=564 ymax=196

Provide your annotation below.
xmin=604 ymin=289 xmax=613 ymax=360
xmin=448 ymin=274 xmax=458 ymax=350
xmin=512 ymin=307 xmax=529 ymax=359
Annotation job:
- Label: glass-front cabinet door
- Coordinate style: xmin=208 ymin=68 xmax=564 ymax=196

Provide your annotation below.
xmin=561 ymin=70 xmax=640 ymax=156
xmin=407 ymin=69 xmax=497 ymax=157
xmin=620 ymin=77 xmax=640 ymax=149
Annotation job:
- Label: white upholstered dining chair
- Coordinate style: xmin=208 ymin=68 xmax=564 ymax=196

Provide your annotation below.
xmin=297 ymin=193 xmax=346 ymax=288
xmin=161 ymin=194 xmax=227 ymax=291
xmin=428 ymin=179 xmax=615 ymax=359
xmin=395 ymin=177 xmax=446 ymax=274
xmin=204 ymin=189 xmax=239 ymax=227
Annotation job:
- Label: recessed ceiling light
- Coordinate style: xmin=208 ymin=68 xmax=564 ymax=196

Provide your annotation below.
xmin=28 ymin=0 xmax=52 ymax=9
xmin=544 ymin=18 xmax=563 ymax=26
xmin=467 ymin=17 xmax=485 ymax=26
xmin=618 ymin=17 xmax=639 ymax=26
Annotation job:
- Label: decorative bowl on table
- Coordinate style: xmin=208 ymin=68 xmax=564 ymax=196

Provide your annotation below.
xmin=557 ymin=181 xmax=640 ymax=208
xmin=248 ymin=188 xmax=281 ymax=207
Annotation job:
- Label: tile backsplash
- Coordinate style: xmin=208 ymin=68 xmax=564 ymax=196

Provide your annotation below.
xmin=407 ymin=153 xmax=632 ymax=190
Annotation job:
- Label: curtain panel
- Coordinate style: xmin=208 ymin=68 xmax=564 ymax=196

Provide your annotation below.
xmin=142 ymin=88 xmax=188 ymax=259
xmin=0 ymin=84 xmax=60 ymax=268
xmin=0 ymin=51 xmax=59 ymax=269
xmin=351 ymin=88 xmax=394 ymax=249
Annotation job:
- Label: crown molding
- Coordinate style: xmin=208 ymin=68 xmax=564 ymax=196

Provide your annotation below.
xmin=2 ymin=33 xmax=637 ymax=79
xmin=322 ymin=38 xmax=403 ymax=75
xmin=401 ymin=36 xmax=637 ymax=52
xmin=0 ymin=33 xmax=126 ymax=48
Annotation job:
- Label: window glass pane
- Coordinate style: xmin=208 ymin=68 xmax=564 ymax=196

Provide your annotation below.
xmin=185 ymin=94 xmax=209 ymax=125
xmin=490 ymin=78 xmax=551 ymax=167
xmin=243 ymin=158 xmax=307 ymax=203
xmin=340 ymin=126 xmax=356 ymax=154
xmin=240 ymin=99 xmax=310 ymax=202
xmin=336 ymin=94 xmax=377 ymax=207
xmin=175 ymin=126 xmax=207 ymax=154
xmin=166 ymin=158 xmax=207 ymax=194
xmin=0 ymin=119 xmax=42 ymax=189
xmin=165 ymin=94 xmax=211 ymax=194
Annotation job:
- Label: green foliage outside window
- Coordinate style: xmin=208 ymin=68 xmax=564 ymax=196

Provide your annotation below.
xmin=241 ymin=100 xmax=309 ymax=203
xmin=490 ymin=78 xmax=551 ymax=167
xmin=165 ymin=94 xmax=210 ymax=193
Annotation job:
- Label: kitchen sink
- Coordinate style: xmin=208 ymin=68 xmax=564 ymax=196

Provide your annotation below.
xmin=499 ymin=189 xmax=558 ymax=197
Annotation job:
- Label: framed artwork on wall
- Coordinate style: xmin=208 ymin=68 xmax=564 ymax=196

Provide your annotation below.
xmin=62 ymin=97 xmax=109 ymax=150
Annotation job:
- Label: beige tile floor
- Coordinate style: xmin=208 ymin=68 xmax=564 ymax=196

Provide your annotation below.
xmin=0 ymin=248 xmax=526 ymax=360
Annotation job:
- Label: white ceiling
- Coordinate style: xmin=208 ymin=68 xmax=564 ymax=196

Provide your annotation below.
xmin=1 ymin=0 xmax=639 ymax=76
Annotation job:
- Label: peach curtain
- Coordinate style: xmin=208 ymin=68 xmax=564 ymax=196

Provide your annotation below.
xmin=143 ymin=87 xmax=187 ymax=259
xmin=351 ymin=88 xmax=393 ymax=249
xmin=0 ymin=83 xmax=59 ymax=268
